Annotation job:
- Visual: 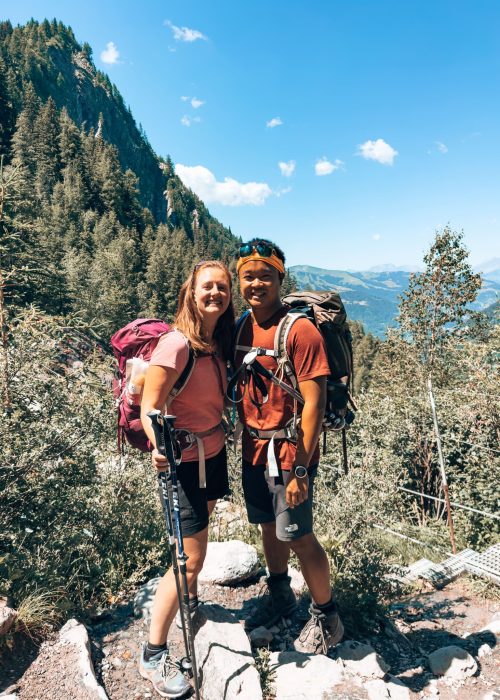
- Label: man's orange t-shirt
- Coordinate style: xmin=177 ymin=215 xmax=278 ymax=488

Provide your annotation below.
xmin=236 ymin=307 xmax=330 ymax=470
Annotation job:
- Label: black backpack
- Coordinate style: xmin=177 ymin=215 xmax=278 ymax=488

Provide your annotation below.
xmin=231 ymin=291 xmax=356 ymax=441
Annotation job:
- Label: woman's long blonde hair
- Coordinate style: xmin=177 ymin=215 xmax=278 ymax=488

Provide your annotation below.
xmin=174 ymin=261 xmax=235 ymax=361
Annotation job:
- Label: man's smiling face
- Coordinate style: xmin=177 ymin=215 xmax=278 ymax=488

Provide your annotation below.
xmin=238 ymin=259 xmax=282 ymax=314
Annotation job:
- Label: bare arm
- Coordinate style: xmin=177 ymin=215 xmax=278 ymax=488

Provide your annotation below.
xmin=140 ymin=364 xmax=180 ymax=470
xmin=285 ymin=375 xmax=327 ymax=508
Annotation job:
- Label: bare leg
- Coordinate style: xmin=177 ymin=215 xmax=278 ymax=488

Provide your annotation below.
xmin=261 ymin=521 xmax=291 ymax=574
xmin=290 ymin=533 xmax=331 ymax=605
xmin=148 ymin=525 xmax=209 ymax=645
xmin=188 ymin=499 xmax=217 ymax=599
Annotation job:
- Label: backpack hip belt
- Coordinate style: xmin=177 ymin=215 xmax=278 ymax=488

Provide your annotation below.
xmin=174 ymin=423 xmax=223 ymax=489
xmin=245 ymin=420 xmax=300 ymax=478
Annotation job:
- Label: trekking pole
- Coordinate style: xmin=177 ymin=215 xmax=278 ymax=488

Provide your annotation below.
xmin=341 ymin=428 xmax=349 ymax=475
xmin=148 ymin=411 xmax=201 ymax=699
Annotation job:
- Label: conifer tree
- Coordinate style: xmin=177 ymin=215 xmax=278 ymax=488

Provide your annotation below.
xmin=397 ymin=226 xmax=483 ymax=381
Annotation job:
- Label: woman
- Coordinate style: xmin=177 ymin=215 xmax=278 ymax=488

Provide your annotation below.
xmin=139 ymin=260 xmax=234 ymax=699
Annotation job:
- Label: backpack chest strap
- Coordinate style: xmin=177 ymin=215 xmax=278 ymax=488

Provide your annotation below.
xmin=235 ymin=344 xmax=278 ymax=357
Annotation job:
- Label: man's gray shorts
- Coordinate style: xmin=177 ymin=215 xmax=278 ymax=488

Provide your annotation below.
xmin=242 ymin=461 xmax=318 ymax=542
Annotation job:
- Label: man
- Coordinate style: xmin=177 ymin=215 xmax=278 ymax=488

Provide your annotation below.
xmin=233 ymin=238 xmax=344 ymax=654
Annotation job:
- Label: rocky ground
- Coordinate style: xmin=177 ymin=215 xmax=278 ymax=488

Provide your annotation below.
xmin=0 ymin=576 xmax=500 ymax=700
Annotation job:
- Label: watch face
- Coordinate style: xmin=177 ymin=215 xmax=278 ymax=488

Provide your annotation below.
xmin=294 ymin=465 xmax=308 ymax=478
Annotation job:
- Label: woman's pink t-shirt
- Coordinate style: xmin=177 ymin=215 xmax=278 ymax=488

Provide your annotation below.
xmin=149 ymin=330 xmax=226 ymax=461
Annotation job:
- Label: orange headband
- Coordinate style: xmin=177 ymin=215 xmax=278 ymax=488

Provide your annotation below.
xmin=236 ymin=251 xmax=285 ymax=275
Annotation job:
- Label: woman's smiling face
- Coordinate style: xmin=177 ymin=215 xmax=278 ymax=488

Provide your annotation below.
xmin=193 ymin=266 xmax=231 ymax=322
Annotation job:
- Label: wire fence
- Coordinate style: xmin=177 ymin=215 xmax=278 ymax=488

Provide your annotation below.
xmin=397 ymin=486 xmax=500 ymax=521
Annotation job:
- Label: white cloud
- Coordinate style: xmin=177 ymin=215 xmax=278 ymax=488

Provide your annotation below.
xmin=278 ymin=160 xmax=296 ymax=177
xmin=180 ymin=115 xmax=201 ymax=127
xmin=315 ymin=158 xmax=343 ymax=176
xmin=275 ymin=186 xmax=292 ymax=197
xmin=372 ymin=234 xmax=381 ymax=241
xmin=436 ymin=141 xmax=448 ymax=154
xmin=266 ymin=117 xmax=283 ymax=128
xmin=165 ymin=20 xmax=207 ymax=42
xmin=100 ymin=41 xmax=120 ymax=65
xmin=357 ymin=139 xmax=398 ymax=165
xmin=176 ymin=164 xmax=272 ymax=206
xmin=181 ymin=96 xmax=205 ymax=108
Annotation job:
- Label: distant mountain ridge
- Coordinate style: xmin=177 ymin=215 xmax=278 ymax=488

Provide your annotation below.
xmin=290 ymin=265 xmax=500 ymax=337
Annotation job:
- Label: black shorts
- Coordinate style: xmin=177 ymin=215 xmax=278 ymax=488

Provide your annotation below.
xmin=175 ymin=447 xmax=229 ymax=536
xmin=242 ymin=460 xmax=318 ymax=542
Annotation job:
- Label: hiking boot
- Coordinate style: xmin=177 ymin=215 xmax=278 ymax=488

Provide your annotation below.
xmin=293 ymin=603 xmax=344 ymax=654
xmin=244 ymin=575 xmax=297 ymax=631
xmin=138 ymin=643 xmax=191 ymax=699
xmin=175 ymin=596 xmax=200 ymax=629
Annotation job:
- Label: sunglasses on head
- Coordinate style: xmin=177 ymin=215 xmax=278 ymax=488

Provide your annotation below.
xmin=238 ymin=242 xmax=275 ymax=258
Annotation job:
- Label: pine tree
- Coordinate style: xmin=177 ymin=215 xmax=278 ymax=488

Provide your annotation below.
xmin=397 ymin=226 xmax=483 ymax=380
xmin=33 ymin=96 xmax=61 ymax=204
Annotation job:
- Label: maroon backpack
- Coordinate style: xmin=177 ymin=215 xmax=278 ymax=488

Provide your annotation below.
xmin=110 ymin=319 xmax=194 ymax=451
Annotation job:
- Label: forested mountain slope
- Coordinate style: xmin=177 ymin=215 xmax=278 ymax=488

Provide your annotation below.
xmin=0 ymin=19 xmax=239 ymax=336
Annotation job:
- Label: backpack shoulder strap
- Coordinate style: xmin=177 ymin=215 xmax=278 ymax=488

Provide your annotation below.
xmin=234 ymin=310 xmax=252 ymax=354
xmin=168 ymin=335 xmax=196 ymax=400
xmin=274 ymin=311 xmax=309 ymax=389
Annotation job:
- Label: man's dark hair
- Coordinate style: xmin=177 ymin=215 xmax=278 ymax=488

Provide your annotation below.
xmin=246 ymin=238 xmax=286 ymax=265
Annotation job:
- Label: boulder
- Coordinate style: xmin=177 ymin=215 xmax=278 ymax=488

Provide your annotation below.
xmin=269 ymin=650 xmax=345 ymax=699
xmin=133 ymin=575 xmax=160 ymax=619
xmin=288 ymin=566 xmax=307 ymax=595
xmin=428 ymin=645 xmax=478 ymax=680
xmin=195 ymin=604 xmax=262 ymax=700
xmin=17 ymin=618 xmax=108 ymax=699
xmin=336 ymin=640 xmax=390 ymax=679
xmin=198 ymin=540 xmax=261 ymax=585
xmin=365 ymin=675 xmax=411 ymax=699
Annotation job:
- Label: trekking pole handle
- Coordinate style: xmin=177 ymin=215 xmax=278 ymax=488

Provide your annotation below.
xmin=148 ymin=409 xmax=167 ymax=459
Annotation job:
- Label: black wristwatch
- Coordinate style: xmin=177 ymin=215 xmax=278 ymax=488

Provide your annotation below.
xmin=293 ymin=465 xmax=308 ymax=479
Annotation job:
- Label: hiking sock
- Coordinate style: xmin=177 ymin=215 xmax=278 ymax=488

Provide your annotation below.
xmin=268 ymin=569 xmax=289 ymax=583
xmin=315 ymin=598 xmax=338 ymax=615
xmin=144 ymin=641 xmax=167 ymax=662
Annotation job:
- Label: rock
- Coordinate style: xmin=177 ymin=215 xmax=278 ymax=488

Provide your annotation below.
xmin=198 ymin=540 xmax=261 ymax=585
xmin=269 ymin=650 xmax=345 ymax=699
xmin=479 ymin=618 xmax=500 ymax=638
xmin=194 ymin=604 xmax=262 ymax=699
xmin=478 ymin=643 xmax=493 ymax=658
xmin=365 ymin=675 xmax=411 ymax=700
xmin=59 ymin=620 xmax=108 ymax=698
xmin=288 ymin=566 xmax=307 ymax=595
xmin=249 ymin=626 xmax=274 ymax=647
xmin=428 ymin=645 xmax=478 ymax=680
xmin=133 ymin=576 xmax=160 ymax=618
xmin=17 ymin=618 xmax=108 ymax=699
xmin=336 ymin=640 xmax=390 ymax=679
xmin=0 ymin=605 xmax=17 ymax=636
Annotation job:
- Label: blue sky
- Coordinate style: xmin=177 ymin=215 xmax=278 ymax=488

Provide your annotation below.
xmin=3 ymin=1 xmax=500 ymax=270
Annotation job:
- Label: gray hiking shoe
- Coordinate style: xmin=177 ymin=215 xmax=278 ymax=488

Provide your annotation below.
xmin=138 ymin=643 xmax=191 ymax=698
xmin=293 ymin=603 xmax=344 ymax=654
xmin=175 ymin=596 xmax=200 ymax=629
xmin=244 ymin=575 xmax=297 ymax=631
